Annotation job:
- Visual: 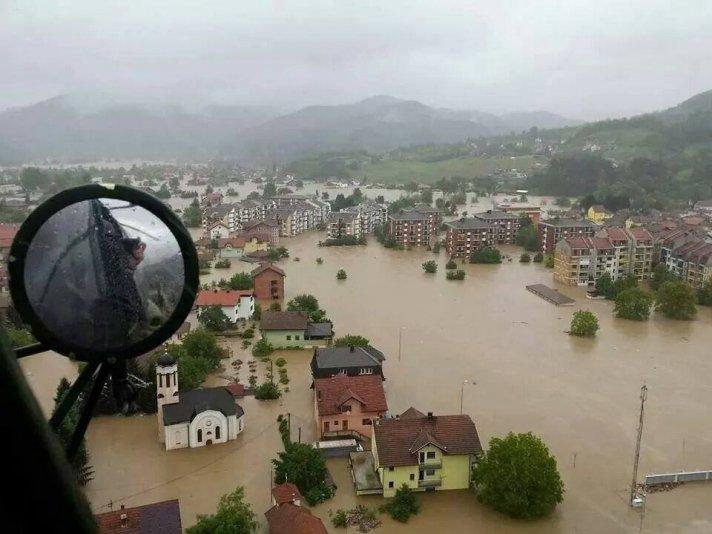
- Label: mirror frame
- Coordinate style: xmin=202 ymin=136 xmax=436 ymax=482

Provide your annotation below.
xmin=8 ymin=183 xmax=199 ymax=361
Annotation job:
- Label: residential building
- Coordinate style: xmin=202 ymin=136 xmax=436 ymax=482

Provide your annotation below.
xmin=664 ymin=238 xmax=712 ymax=289
xmin=538 ymin=218 xmax=598 ymax=254
xmin=156 ymin=352 xmax=245 ymax=450
xmin=264 ymin=503 xmax=327 ymax=534
xmin=0 ymin=223 xmax=19 ymax=261
xmin=342 ymin=200 xmax=388 ymax=234
xmin=498 ymin=204 xmax=543 ymax=223
xmin=207 ymin=220 xmax=230 ymax=239
xmin=473 ymin=210 xmax=520 ymax=244
xmin=251 ymin=263 xmax=285 ymax=301
xmin=693 ymin=200 xmax=712 ymax=216
xmin=314 ymin=374 xmax=388 ymax=439
xmin=243 ymin=219 xmax=280 ymax=245
xmin=367 ymin=408 xmax=482 ymax=497
xmin=553 ymin=227 xmax=654 ymax=286
xmin=95 ymin=499 xmax=182 ymax=534
xmin=586 ymin=205 xmax=614 ymax=225
xmin=387 ymin=205 xmax=441 ymax=247
xmin=327 ymin=211 xmax=362 ymax=239
xmin=195 ymin=290 xmax=255 ymax=322
xmin=260 ymin=310 xmax=333 ymax=348
xmin=311 ymin=345 xmax=385 ymax=380
xmin=216 ymin=235 xmax=268 ymax=259
xmin=271 ymin=483 xmax=302 ymax=507
xmin=444 ymin=218 xmax=495 ymax=258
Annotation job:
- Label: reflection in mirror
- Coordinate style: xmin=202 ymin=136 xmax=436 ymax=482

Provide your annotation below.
xmin=23 ymin=198 xmax=185 ymax=354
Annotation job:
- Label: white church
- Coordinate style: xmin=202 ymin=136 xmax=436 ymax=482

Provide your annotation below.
xmin=156 ymin=351 xmax=245 ymax=451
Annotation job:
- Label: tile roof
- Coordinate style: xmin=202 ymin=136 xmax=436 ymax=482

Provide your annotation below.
xmin=373 ymin=409 xmax=482 ymax=467
xmin=195 ymin=289 xmax=253 ymax=307
xmin=540 ymin=217 xmax=597 ymax=228
xmin=217 ymin=236 xmax=247 ymax=249
xmin=306 ymin=322 xmax=334 ymax=338
xmin=473 ymin=210 xmax=519 ymax=220
xmin=314 ymin=375 xmax=388 ymax=416
xmin=243 ymin=219 xmax=279 ymax=230
xmin=272 ymin=482 xmax=302 ymax=505
xmin=446 ymin=218 xmax=494 ymax=230
xmin=251 ymin=263 xmax=286 ymax=277
xmin=313 ymin=346 xmax=385 ymax=371
xmin=95 ymin=499 xmax=182 ymax=534
xmin=0 ymin=223 xmax=19 ymax=249
xmin=162 ymin=387 xmax=242 ymax=425
xmin=261 ymin=310 xmax=309 ymax=330
xmin=264 ymin=503 xmax=327 ymax=534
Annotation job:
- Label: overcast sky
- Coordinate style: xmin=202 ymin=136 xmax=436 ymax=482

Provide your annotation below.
xmin=2 ymin=0 xmax=712 ymax=120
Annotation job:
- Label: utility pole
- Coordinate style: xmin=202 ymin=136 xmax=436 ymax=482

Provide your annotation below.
xmin=460 ymin=379 xmax=476 ymax=414
xmin=630 ymin=384 xmax=648 ymax=506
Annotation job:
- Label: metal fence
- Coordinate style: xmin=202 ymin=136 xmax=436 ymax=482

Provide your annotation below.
xmin=645 ymin=470 xmax=712 ymax=486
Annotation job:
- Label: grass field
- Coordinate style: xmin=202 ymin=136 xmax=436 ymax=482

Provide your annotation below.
xmin=357 ymin=155 xmax=546 ymax=184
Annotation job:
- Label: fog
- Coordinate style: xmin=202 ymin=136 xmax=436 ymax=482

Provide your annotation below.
xmin=2 ymin=0 xmax=712 ymax=119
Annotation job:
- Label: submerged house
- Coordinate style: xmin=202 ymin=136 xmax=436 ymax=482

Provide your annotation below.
xmin=350 ymin=407 xmax=482 ymax=497
xmin=260 ymin=311 xmax=333 ymax=348
xmin=310 ymin=345 xmax=385 ymax=380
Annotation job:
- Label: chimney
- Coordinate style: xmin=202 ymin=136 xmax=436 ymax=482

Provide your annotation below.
xmin=120 ymin=505 xmax=127 ymax=527
xmin=427 ymin=412 xmax=434 ymax=420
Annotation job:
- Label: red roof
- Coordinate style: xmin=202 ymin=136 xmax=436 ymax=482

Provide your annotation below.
xmin=217 ymin=236 xmax=247 ymax=249
xmin=195 ymin=289 xmax=253 ymax=307
xmin=95 ymin=499 xmax=182 ymax=534
xmin=272 ymin=482 xmax=302 ymax=505
xmin=224 ymin=382 xmax=245 ymax=398
xmin=0 ymin=223 xmax=19 ymax=249
xmin=264 ymin=504 xmax=327 ymax=534
xmin=251 ymin=262 xmax=285 ymax=277
xmin=373 ymin=409 xmax=482 ymax=467
xmin=314 ymin=374 xmax=388 ymax=416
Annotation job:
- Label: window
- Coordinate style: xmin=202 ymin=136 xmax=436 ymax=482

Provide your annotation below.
xmin=341 ymin=405 xmax=351 ymax=413
xmin=215 ymin=426 xmax=221 ymax=439
xmin=286 ymin=335 xmax=291 ymax=341
xmin=410 ymin=474 xmax=415 ymax=481
xmin=426 ymin=469 xmax=435 ymax=476
xmin=388 ymin=466 xmax=394 ymax=472
xmin=359 ymin=368 xmax=373 ymax=375
xmin=427 ymin=451 xmax=436 ymax=459
xmin=295 ymin=335 xmax=300 ymax=341
xmin=362 ymin=419 xmax=372 ymax=425
xmin=388 ymin=481 xmax=394 ymax=488
xmin=197 ymin=429 xmax=203 ymax=442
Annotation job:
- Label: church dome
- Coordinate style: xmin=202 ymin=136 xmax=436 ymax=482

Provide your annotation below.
xmin=157 ymin=351 xmax=177 ymax=367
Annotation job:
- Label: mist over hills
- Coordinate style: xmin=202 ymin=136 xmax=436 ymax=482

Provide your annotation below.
xmin=0 ymin=94 xmax=579 ymax=165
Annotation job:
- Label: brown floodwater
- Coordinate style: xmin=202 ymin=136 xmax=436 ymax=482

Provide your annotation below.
xmin=20 ymin=231 xmax=712 ymax=533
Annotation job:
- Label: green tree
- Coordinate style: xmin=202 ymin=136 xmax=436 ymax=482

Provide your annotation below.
xmin=595 ymin=273 xmax=615 ymax=299
xmin=544 ymin=255 xmax=554 ymax=268
xmin=182 ymin=328 xmax=224 ymax=367
xmin=20 ymin=167 xmax=49 ymax=192
xmin=569 ymin=310 xmax=599 ymax=337
xmin=336 ymin=269 xmax=347 ymax=280
xmin=252 ymin=338 xmax=274 ymax=359
xmin=614 ymin=287 xmax=654 ymax=321
xmin=254 ymin=381 xmax=281 ymax=400
xmin=187 ymin=486 xmax=257 ymax=534
xmin=273 ymin=442 xmax=331 ymax=505
xmin=252 ymin=302 xmax=262 ymax=321
xmin=515 ymin=224 xmax=539 ymax=252
xmin=446 ymin=269 xmax=466 ymax=280
xmin=198 ymin=306 xmax=232 ymax=331
xmin=382 ymin=484 xmax=420 ymax=522
xmin=267 ymin=246 xmax=290 ymax=262
xmin=228 ymin=272 xmax=253 ymax=290
xmin=656 ymin=281 xmax=697 ymax=320
xmin=175 ymin=351 xmax=212 ymax=391
xmin=520 ymin=253 xmax=531 ymax=263
xmin=182 ymin=198 xmax=202 ymax=228
xmin=698 ymin=280 xmax=712 ymax=306
xmin=650 ymin=264 xmax=678 ymax=291
xmin=473 ymin=432 xmax=564 ymax=519
xmin=334 ymin=334 xmax=370 ymax=347
xmin=445 ymin=259 xmax=457 ymax=269
xmin=533 ymin=252 xmax=544 ymax=263
xmin=470 ymin=246 xmax=502 ymax=264
xmin=154 ymin=183 xmax=171 ymax=199
xmin=263 ymin=181 xmax=277 ymax=198
xmin=286 ymin=294 xmax=329 ymax=322
xmin=611 ymin=274 xmax=638 ymax=298
xmin=422 ymin=260 xmax=437 ymax=273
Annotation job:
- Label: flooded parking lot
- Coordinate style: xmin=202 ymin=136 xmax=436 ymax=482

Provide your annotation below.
xmin=21 ymin=230 xmax=712 ymax=533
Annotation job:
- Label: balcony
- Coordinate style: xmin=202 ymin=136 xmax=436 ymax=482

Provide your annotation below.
xmin=418 ymin=478 xmax=442 ymax=488
xmin=419 ymin=459 xmax=442 ymax=469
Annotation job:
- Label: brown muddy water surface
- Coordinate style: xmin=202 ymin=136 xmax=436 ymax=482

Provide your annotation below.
xmin=21 ymin=232 xmax=712 ymax=533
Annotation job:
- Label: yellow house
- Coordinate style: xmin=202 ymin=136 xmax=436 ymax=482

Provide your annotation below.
xmin=586 ymin=205 xmax=613 ymax=225
xmin=369 ymin=407 xmax=482 ymax=497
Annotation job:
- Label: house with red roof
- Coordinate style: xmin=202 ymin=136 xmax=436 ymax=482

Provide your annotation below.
xmin=95 ymin=499 xmax=182 ymax=533
xmin=195 ymin=289 xmax=255 ymax=322
xmin=271 ymin=482 xmax=302 ymax=506
xmin=314 ymin=374 xmax=388 ymax=440
xmin=264 ymin=503 xmax=327 ymax=534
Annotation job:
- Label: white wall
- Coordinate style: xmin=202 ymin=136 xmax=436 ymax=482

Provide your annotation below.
xmin=165 ymin=423 xmax=190 ymax=450
xmin=189 ymin=410 xmax=230 ymax=447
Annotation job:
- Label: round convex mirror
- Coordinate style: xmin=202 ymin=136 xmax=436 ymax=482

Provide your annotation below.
xmin=8 ymin=184 xmax=199 ymax=361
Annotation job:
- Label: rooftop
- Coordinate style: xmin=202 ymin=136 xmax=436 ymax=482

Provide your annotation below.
xmin=264 ymin=503 xmax=327 ymax=534
xmin=540 ymin=217 xmax=598 ymax=228
xmin=272 ymin=482 xmax=302 ymax=505
xmin=446 ymin=218 xmax=494 ymax=230
xmin=261 ymin=310 xmax=309 ymax=331
xmin=313 ymin=345 xmax=385 ymax=370
xmin=95 ymin=499 xmax=182 ymax=534
xmin=314 ymin=374 xmax=388 ymax=416
xmin=195 ymin=289 xmax=254 ymax=307
xmin=373 ymin=408 xmax=482 ymax=467
xmin=162 ymin=387 xmax=242 ymax=426
xmin=473 ymin=210 xmax=519 ymax=220
xmin=251 ymin=262 xmax=286 ymax=277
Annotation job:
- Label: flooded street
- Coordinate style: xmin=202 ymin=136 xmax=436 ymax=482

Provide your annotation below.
xmin=20 ymin=231 xmax=712 ymax=533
